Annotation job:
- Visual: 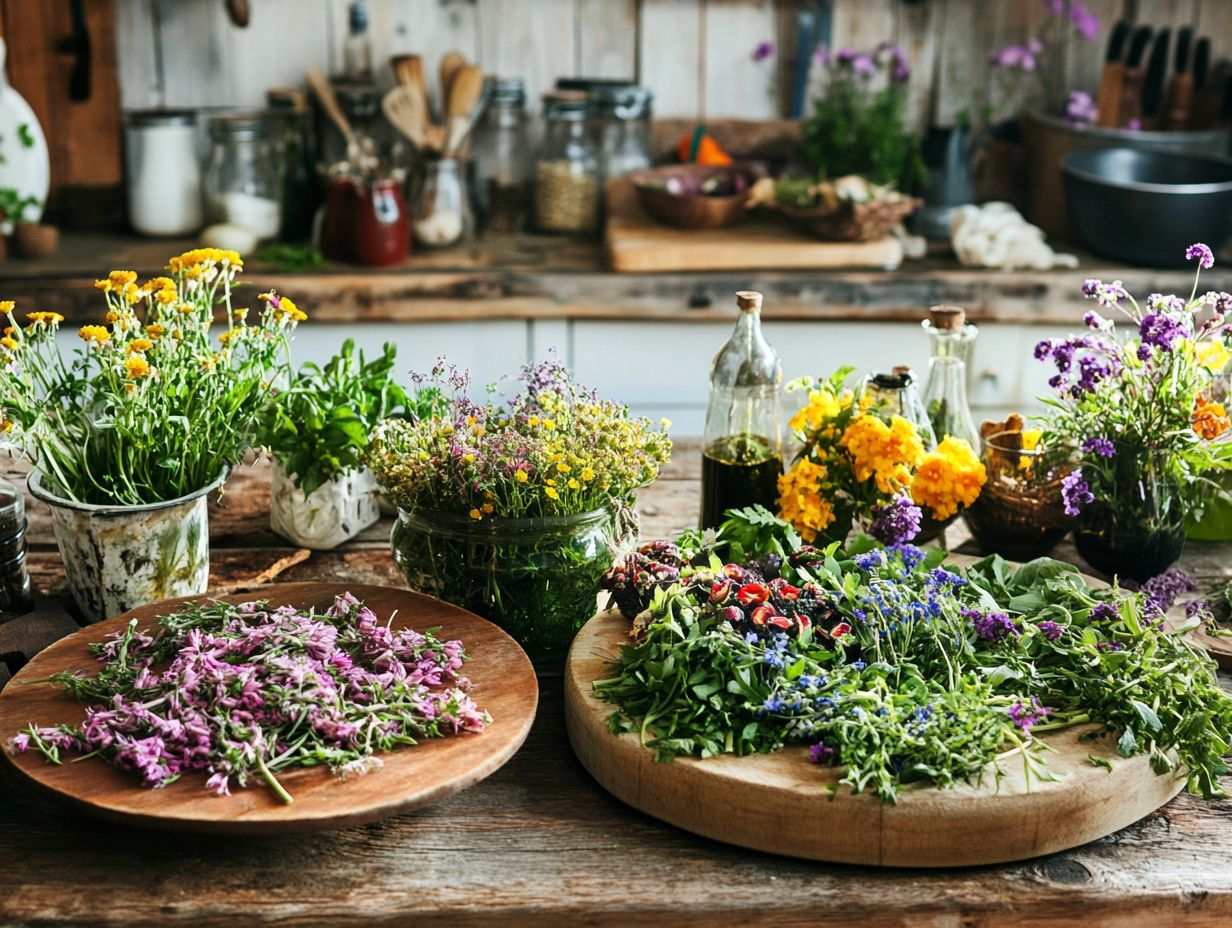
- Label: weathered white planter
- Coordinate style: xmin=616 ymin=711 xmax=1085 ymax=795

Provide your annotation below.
xmin=28 ymin=470 xmax=225 ymax=622
xmin=269 ymin=462 xmax=380 ymax=550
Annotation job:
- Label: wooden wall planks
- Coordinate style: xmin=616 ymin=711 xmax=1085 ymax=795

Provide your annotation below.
xmin=112 ymin=0 xmax=1220 ymax=123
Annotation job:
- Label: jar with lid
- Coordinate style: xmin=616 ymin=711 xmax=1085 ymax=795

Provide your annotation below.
xmin=535 ymin=91 xmax=601 ymax=235
xmin=593 ymin=84 xmax=652 ymax=178
xmin=266 ymin=87 xmax=321 ymax=242
xmin=203 ymin=112 xmax=282 ymax=242
xmin=124 ymin=110 xmax=203 ymax=237
xmin=320 ymin=168 xmax=410 ymax=267
xmin=472 ymin=77 xmax=533 ymax=234
xmin=861 ymin=366 xmax=937 ymax=448
xmin=413 ymin=159 xmax=471 ymax=248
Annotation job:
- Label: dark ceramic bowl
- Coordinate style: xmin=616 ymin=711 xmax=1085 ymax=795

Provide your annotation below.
xmin=1062 ymin=147 xmax=1232 ymax=267
xmin=629 ymin=165 xmax=753 ymax=229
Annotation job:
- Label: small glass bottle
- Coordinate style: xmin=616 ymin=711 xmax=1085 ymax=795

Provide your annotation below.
xmin=700 ymin=291 xmax=784 ymax=530
xmin=203 ymin=113 xmax=282 ymax=241
xmin=413 ymin=158 xmax=472 ymax=248
xmin=535 ymin=91 xmax=601 ymax=234
xmin=0 ymin=476 xmax=32 ymax=621
xmin=862 ymin=366 xmax=938 ymax=448
xmin=472 ymin=77 xmax=533 ymax=234
xmin=593 ymin=84 xmax=653 ymax=178
xmin=921 ymin=305 xmax=979 ymax=447
xmin=343 ymin=1 xmax=373 ymax=81
xmin=266 ymin=88 xmax=320 ymax=242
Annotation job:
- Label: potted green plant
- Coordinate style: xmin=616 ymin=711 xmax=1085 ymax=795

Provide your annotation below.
xmin=0 ymin=248 xmax=304 ymax=620
xmin=365 ymin=358 xmax=671 ymax=669
xmin=258 ymin=339 xmax=437 ymax=550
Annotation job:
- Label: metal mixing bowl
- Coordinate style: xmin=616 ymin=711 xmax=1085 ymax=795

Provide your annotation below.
xmin=1061 ymin=147 xmax=1232 ymax=267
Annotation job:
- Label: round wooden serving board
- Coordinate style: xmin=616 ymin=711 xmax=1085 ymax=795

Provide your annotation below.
xmin=0 ymin=582 xmax=538 ymax=835
xmin=1191 ymin=625 xmax=1232 ymax=669
xmin=565 ymin=582 xmax=1186 ymax=867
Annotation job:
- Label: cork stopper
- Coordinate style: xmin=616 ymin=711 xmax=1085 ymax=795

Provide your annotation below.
xmin=928 ymin=305 xmax=966 ymax=330
xmin=735 ymin=290 xmax=763 ymax=312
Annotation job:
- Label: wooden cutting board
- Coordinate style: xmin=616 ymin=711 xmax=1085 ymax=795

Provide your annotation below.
xmin=0 ymin=582 xmax=538 ymax=834
xmin=604 ymin=178 xmax=904 ymax=273
xmin=1191 ymin=623 xmax=1232 ymax=669
xmin=564 ymin=575 xmax=1186 ymax=867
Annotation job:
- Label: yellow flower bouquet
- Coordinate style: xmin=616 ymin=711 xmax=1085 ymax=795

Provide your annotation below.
xmin=0 ymin=248 xmax=305 ymax=619
xmin=778 ymin=367 xmax=985 ymax=546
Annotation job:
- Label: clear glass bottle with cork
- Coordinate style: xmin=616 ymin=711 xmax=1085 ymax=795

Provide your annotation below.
xmin=700 ymin=290 xmax=783 ymax=530
xmin=862 ymin=366 xmax=937 ymax=448
xmin=922 ymin=304 xmax=979 ymax=447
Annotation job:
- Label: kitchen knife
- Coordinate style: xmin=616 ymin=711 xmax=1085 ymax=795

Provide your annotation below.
xmin=1163 ymin=25 xmax=1194 ymax=130
xmin=1139 ymin=27 xmax=1170 ymax=128
xmin=1192 ymin=53 xmax=1226 ymax=129
xmin=1117 ymin=24 xmax=1155 ymax=128
xmin=1096 ymin=19 xmax=1133 ymax=127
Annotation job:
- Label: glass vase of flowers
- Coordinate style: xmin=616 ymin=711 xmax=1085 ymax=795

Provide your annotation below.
xmin=366 ymin=358 xmax=671 ymax=669
xmin=0 ymin=249 xmax=304 ymax=619
xmin=777 ymin=366 xmax=986 ymax=547
xmin=1036 ymin=243 xmax=1232 ymax=582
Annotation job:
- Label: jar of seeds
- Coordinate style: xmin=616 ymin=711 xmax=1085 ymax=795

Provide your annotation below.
xmin=535 ymin=91 xmax=600 ymax=234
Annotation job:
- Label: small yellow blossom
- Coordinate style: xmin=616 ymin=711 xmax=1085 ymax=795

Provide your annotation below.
xmin=0 ymin=301 xmax=13 ymax=314
xmin=26 ymin=311 xmax=64 ymax=326
xmin=218 ymin=330 xmax=235 ymax=345
xmin=0 ymin=336 xmax=17 ymax=351
xmin=0 ymin=418 xmax=12 ymax=433
xmin=543 ymin=418 xmax=556 ymax=430
xmin=545 ymin=486 xmax=559 ymax=500
xmin=146 ymin=323 xmax=165 ymax=338
xmin=556 ymin=462 xmax=570 ymax=473
xmin=580 ymin=467 xmax=595 ymax=481
xmin=127 ymin=338 xmax=154 ymax=354
xmin=125 ymin=355 xmax=152 ymax=379
xmin=567 ymin=478 xmax=580 ymax=489
xmin=514 ymin=469 xmax=529 ymax=483
xmin=79 ymin=325 xmax=111 ymax=344
xmin=469 ymin=507 xmax=483 ymax=520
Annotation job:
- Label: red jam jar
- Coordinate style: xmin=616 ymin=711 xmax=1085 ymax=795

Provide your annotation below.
xmin=320 ymin=175 xmax=410 ymax=267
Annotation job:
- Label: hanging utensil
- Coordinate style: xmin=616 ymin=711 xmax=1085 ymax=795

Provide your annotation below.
xmin=438 ymin=50 xmax=467 ymax=113
xmin=382 ymin=86 xmax=428 ymax=152
xmin=225 ymin=0 xmax=251 ymax=27
xmin=442 ymin=65 xmax=485 ymax=158
xmin=1116 ymin=24 xmax=1154 ymax=128
xmin=1162 ymin=25 xmax=1194 ymax=131
xmin=1096 ymin=19 xmax=1132 ymax=127
xmin=1139 ymin=27 xmax=1171 ymax=129
xmin=391 ymin=55 xmax=430 ymax=112
xmin=305 ymin=67 xmax=364 ymax=164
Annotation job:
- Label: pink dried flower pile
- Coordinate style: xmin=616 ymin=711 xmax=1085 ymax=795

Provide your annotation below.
xmin=7 ymin=593 xmax=489 ymax=803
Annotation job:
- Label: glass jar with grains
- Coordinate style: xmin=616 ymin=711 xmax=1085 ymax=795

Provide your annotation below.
xmin=535 ymin=91 xmax=600 ymax=234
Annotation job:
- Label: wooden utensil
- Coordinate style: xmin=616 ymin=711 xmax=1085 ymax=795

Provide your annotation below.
xmin=382 ymin=85 xmax=428 ymax=150
xmin=1139 ymin=27 xmax=1171 ymax=129
xmin=0 ymin=583 xmax=538 ymax=835
xmin=1163 ymin=25 xmax=1195 ymax=131
xmin=438 ymin=50 xmax=467 ymax=112
xmin=305 ymin=67 xmax=361 ymax=160
xmin=1096 ymin=19 xmax=1132 ymax=127
xmin=1117 ymin=25 xmax=1155 ymax=129
xmin=443 ymin=64 xmax=485 ymax=157
xmin=390 ymin=54 xmax=429 ymax=111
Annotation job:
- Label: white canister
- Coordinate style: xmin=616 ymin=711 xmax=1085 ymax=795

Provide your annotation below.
xmin=270 ymin=463 xmax=381 ymax=551
xmin=124 ymin=110 xmax=203 ymax=237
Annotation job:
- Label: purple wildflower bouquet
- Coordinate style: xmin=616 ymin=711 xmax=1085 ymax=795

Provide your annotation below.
xmin=366 ymin=358 xmax=671 ymax=667
xmin=9 ymin=593 xmax=489 ymax=802
xmin=1035 ymin=244 xmax=1232 ymax=579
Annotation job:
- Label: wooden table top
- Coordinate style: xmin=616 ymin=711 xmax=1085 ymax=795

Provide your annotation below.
xmin=2 ymin=438 xmax=1231 ymax=926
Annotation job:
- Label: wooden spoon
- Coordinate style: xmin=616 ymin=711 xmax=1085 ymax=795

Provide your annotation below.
xmin=382 ymin=85 xmax=428 ymax=151
xmin=390 ymin=55 xmax=430 ymax=110
xmin=443 ymin=64 xmax=484 ymax=157
xmin=305 ymin=67 xmax=361 ymax=160
xmin=438 ymin=50 xmax=467 ymax=112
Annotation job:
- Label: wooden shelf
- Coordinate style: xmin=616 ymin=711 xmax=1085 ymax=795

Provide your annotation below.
xmin=1 ymin=231 xmax=1228 ymax=327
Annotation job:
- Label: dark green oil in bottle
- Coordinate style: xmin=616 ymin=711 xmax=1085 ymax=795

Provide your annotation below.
xmin=700 ymin=434 xmax=783 ymax=530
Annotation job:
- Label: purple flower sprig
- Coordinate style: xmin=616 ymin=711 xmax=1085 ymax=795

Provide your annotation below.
xmin=868 ymin=495 xmax=922 ymax=546
xmin=1060 ymin=469 xmax=1094 ymax=516
xmin=7 ymin=593 xmax=490 ymax=801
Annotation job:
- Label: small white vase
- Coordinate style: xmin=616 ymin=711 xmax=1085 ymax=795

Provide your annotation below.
xmin=28 ymin=469 xmax=225 ymax=622
xmin=269 ymin=463 xmax=380 ymax=550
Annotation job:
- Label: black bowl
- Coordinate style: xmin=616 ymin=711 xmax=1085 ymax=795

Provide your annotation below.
xmin=1062 ymin=147 xmax=1232 ymax=267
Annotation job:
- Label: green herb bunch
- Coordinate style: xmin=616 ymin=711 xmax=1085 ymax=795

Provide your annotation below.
xmin=800 ymin=44 xmax=925 ymax=192
xmin=596 ymin=510 xmax=1232 ymax=803
xmin=259 ymin=339 xmax=441 ymax=497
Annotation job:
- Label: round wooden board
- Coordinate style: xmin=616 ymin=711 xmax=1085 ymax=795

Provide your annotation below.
xmin=1190 ymin=624 xmax=1232 ymax=670
xmin=565 ymin=568 xmax=1186 ymax=868
xmin=0 ymin=582 xmax=538 ymax=835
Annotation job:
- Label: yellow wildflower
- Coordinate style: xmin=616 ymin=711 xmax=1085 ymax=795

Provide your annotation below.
xmin=0 ymin=336 xmax=18 ymax=351
xmin=108 ymin=270 xmax=137 ymax=290
xmin=528 ymin=416 xmax=540 ymax=427
xmin=463 ymin=453 xmax=475 ymax=464
xmin=777 ymin=457 xmax=835 ymax=543
xmin=218 ymin=330 xmax=235 ymax=345
xmin=2 ymin=327 xmax=12 ymax=336
xmin=0 ymin=418 xmax=12 ymax=433
xmin=543 ymin=418 xmax=556 ymax=430
xmin=146 ymin=323 xmax=165 ymax=338
xmin=482 ymin=502 xmax=495 ymax=514
xmin=788 ymin=387 xmax=845 ymax=434
xmin=910 ymin=437 xmax=986 ymax=520
xmin=79 ymin=325 xmax=111 ymax=344
xmin=567 ymin=478 xmax=580 ymax=489
xmin=514 ymin=469 xmax=529 ymax=483
xmin=232 ymin=308 xmax=248 ymax=322
xmin=841 ymin=414 xmax=924 ymax=495
xmin=0 ymin=301 xmax=14 ymax=314
xmin=545 ymin=486 xmax=559 ymax=500
xmin=556 ymin=462 xmax=571 ymax=473
xmin=125 ymin=355 xmax=152 ymax=379
xmin=26 ymin=311 xmax=64 ymax=326
xmin=122 ymin=282 xmax=142 ymax=305
xmin=469 ymin=508 xmax=483 ymax=520
xmin=127 ymin=338 xmax=154 ymax=354
xmin=155 ymin=287 xmax=178 ymax=306
xmin=580 ymin=467 xmax=595 ymax=482
xmin=199 ymin=355 xmax=216 ymax=371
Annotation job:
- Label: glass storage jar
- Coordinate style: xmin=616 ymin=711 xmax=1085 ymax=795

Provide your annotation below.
xmin=391 ymin=506 xmax=616 ymax=669
xmin=535 ymin=91 xmax=600 ymax=234
xmin=412 ymin=158 xmax=471 ymax=248
xmin=203 ymin=112 xmax=281 ymax=241
xmin=593 ymin=84 xmax=652 ymax=178
xmin=124 ymin=110 xmax=202 ymax=237
xmin=472 ymin=77 xmax=533 ymax=234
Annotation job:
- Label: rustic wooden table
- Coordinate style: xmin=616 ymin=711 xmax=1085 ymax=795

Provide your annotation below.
xmin=2 ymin=439 xmax=1231 ymax=926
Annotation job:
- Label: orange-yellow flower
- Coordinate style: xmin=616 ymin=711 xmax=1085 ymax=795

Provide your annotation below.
xmin=145 ymin=323 xmax=165 ymax=338
xmin=124 ymin=355 xmax=152 ymax=379
xmin=777 ymin=457 xmax=835 ymax=543
xmin=79 ymin=325 xmax=110 ymax=344
xmin=26 ymin=311 xmax=64 ymax=326
xmin=1193 ymin=395 xmax=1230 ymax=441
xmin=910 ymin=437 xmax=986 ymax=520
xmin=126 ymin=338 xmax=154 ymax=354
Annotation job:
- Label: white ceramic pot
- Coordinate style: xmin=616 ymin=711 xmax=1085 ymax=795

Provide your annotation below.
xmin=28 ymin=470 xmax=225 ymax=622
xmin=269 ymin=463 xmax=380 ymax=550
